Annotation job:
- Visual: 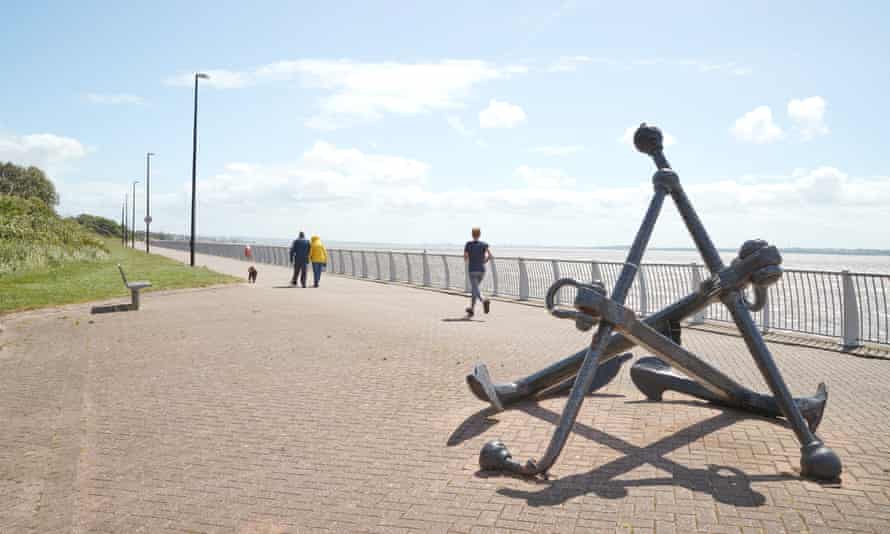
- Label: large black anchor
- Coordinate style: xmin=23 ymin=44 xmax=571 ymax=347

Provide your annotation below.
xmin=469 ymin=123 xmax=842 ymax=481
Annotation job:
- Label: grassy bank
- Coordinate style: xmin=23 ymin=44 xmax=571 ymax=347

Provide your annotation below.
xmin=0 ymin=238 xmax=239 ymax=314
xmin=1 ymin=194 xmax=108 ymax=275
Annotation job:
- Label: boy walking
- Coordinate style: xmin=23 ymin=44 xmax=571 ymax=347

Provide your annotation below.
xmin=464 ymin=227 xmax=492 ymax=318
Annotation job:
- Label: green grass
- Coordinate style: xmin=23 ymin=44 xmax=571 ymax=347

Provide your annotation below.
xmin=0 ymin=238 xmax=239 ymax=314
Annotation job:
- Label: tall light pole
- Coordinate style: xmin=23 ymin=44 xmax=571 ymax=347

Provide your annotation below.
xmin=145 ymin=152 xmax=155 ymax=253
xmin=190 ymin=72 xmax=210 ymax=267
xmin=131 ymin=180 xmax=140 ymax=248
xmin=121 ymin=196 xmax=127 ymax=246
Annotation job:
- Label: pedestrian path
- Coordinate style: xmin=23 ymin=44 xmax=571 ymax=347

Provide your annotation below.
xmin=1 ymin=247 xmax=888 ymax=533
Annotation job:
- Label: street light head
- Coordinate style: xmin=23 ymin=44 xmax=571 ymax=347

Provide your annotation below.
xmin=196 ymin=72 xmax=210 ymax=80
xmin=147 ymin=152 xmax=155 ymax=156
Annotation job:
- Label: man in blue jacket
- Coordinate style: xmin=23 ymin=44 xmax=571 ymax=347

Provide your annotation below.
xmin=290 ymin=231 xmax=311 ymax=287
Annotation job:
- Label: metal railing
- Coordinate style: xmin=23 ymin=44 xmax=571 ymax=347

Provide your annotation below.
xmin=152 ymin=240 xmax=890 ymax=348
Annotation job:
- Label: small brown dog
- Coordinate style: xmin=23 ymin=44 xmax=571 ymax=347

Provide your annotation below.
xmin=247 ymin=265 xmax=258 ymax=283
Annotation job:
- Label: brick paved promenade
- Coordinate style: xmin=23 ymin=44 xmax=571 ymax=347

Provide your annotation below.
xmin=2 ymin=248 xmax=889 ymax=533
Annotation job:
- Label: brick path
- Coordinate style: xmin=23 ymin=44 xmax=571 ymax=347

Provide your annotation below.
xmin=1 ymin=248 xmax=889 ymax=533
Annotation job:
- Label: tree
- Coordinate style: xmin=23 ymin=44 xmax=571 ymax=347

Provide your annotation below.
xmin=0 ymin=162 xmax=60 ymax=206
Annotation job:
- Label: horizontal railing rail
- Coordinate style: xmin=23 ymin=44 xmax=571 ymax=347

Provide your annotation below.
xmin=152 ymin=240 xmax=890 ymax=348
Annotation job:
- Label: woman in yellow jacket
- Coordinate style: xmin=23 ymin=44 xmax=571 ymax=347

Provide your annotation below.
xmin=309 ymin=235 xmax=328 ymax=288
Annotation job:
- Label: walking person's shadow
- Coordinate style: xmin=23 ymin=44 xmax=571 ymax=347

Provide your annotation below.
xmin=442 ymin=317 xmax=485 ymax=323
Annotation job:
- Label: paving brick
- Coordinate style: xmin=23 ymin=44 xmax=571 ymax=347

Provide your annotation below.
xmin=1 ymin=247 xmax=889 ymax=533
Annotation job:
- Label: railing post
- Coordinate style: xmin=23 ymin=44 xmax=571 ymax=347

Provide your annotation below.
xmin=375 ymin=252 xmax=382 ymax=280
xmin=441 ymin=255 xmax=450 ymax=289
xmin=405 ymin=254 xmax=412 ymax=283
xmin=761 ymin=288 xmax=771 ymax=334
xmin=361 ymin=251 xmax=368 ymax=278
xmin=490 ymin=258 xmax=499 ymax=297
xmin=350 ymin=251 xmax=357 ymax=276
xmin=388 ymin=252 xmax=396 ymax=282
xmin=551 ymin=260 xmax=561 ymax=303
xmin=422 ymin=251 xmax=431 ymax=287
xmin=339 ymin=250 xmax=346 ymax=274
xmin=518 ymin=258 xmax=529 ymax=301
xmin=591 ymin=260 xmax=602 ymax=283
xmin=638 ymin=266 xmax=649 ymax=316
xmin=689 ymin=262 xmax=705 ymax=324
xmin=841 ymin=270 xmax=861 ymax=349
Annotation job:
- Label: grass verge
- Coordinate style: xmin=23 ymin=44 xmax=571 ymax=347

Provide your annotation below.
xmin=0 ymin=238 xmax=239 ymax=314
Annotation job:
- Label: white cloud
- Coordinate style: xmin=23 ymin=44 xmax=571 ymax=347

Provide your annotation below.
xmin=166 ymin=59 xmax=526 ymax=128
xmin=619 ymin=126 xmax=676 ymax=147
xmin=193 ymin=142 xmax=430 ymax=208
xmin=788 ymin=96 xmax=828 ymax=140
xmin=548 ymin=56 xmax=592 ymax=72
xmin=296 ymin=60 xmax=512 ymax=121
xmin=515 ymin=165 xmax=577 ymax=189
xmin=531 ymin=145 xmax=585 ymax=156
xmin=302 ymin=141 xmax=428 ymax=187
xmin=78 ymin=134 xmax=885 ymax=245
xmin=730 ymin=106 xmax=783 ymax=143
xmin=195 ymin=145 xmax=890 ymax=217
xmin=86 ymin=93 xmax=145 ymax=105
xmin=0 ymin=132 xmax=89 ymax=170
xmin=479 ymin=99 xmax=527 ymax=129
xmin=686 ymin=167 xmax=890 ymax=209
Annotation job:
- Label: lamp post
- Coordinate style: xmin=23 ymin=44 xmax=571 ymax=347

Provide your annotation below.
xmin=190 ymin=72 xmax=210 ymax=267
xmin=131 ymin=180 xmax=140 ymax=248
xmin=122 ymin=196 xmax=127 ymax=246
xmin=145 ymin=152 xmax=155 ymax=253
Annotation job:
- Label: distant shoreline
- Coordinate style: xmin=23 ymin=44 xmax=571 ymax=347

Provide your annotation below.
xmin=583 ymin=246 xmax=890 ymax=257
xmin=170 ymin=235 xmax=890 ymax=257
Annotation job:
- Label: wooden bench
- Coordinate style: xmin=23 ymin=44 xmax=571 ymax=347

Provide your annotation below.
xmin=118 ymin=264 xmax=152 ymax=310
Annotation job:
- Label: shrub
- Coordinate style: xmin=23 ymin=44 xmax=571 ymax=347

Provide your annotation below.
xmin=0 ymin=194 xmax=108 ymax=274
xmin=74 ymin=213 xmax=122 ymax=237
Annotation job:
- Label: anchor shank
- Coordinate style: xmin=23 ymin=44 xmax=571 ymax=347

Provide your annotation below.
xmin=722 ymin=291 xmax=818 ymax=446
xmin=669 ymin=187 xmax=726 ymax=274
xmin=514 ymin=186 xmax=668 ymax=475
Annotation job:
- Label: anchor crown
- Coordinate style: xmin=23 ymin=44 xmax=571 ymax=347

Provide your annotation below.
xmin=633 ymin=123 xmax=664 ymax=156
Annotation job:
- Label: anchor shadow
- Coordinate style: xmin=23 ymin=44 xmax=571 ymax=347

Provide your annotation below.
xmin=447 ymin=393 xmax=624 ymax=448
xmin=451 ymin=400 xmax=799 ymax=508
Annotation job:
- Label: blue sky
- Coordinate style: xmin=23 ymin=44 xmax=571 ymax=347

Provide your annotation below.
xmin=2 ymin=1 xmax=889 ymax=249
